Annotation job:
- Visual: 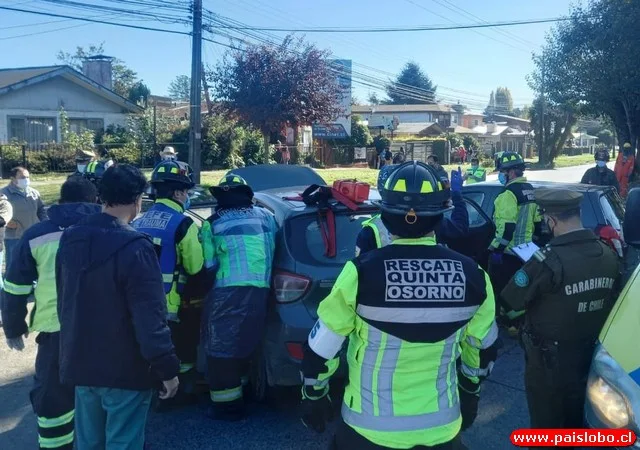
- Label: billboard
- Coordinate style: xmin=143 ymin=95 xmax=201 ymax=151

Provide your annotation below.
xmin=312 ymin=59 xmax=352 ymax=139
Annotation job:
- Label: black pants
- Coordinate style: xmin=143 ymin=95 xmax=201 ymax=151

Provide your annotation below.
xmin=31 ymin=332 xmax=75 ymax=450
xmin=488 ymin=253 xmax=522 ymax=316
xmin=207 ymin=357 xmax=250 ymax=412
xmin=522 ymin=336 xmax=594 ymax=450
xmin=169 ymin=304 xmax=202 ymax=372
xmin=331 ymin=421 xmax=466 ymax=450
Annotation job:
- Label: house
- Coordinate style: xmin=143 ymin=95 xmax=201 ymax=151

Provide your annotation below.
xmin=472 ymin=123 xmax=528 ymax=155
xmin=352 ymin=104 xmax=458 ymax=130
xmin=462 ymin=113 xmax=484 ymax=129
xmin=394 ymin=122 xmax=445 ymax=137
xmin=490 ymin=114 xmax=531 ymax=132
xmin=572 ymin=132 xmax=598 ymax=148
xmin=0 ymin=57 xmax=143 ymax=147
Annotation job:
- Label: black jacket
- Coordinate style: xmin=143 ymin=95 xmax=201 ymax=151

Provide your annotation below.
xmin=56 ymin=213 xmax=179 ymax=390
xmin=581 ymin=167 xmax=620 ymax=193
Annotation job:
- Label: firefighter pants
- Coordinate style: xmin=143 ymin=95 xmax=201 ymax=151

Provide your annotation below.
xmin=207 ymin=357 xmax=250 ymax=412
xmin=523 ymin=335 xmax=594 ymax=449
xmin=74 ymin=386 xmax=152 ymax=450
xmin=331 ymin=420 xmax=466 ymax=450
xmin=31 ymin=332 xmax=75 ymax=450
xmin=169 ymin=304 xmax=202 ymax=374
xmin=488 ymin=253 xmax=522 ymax=316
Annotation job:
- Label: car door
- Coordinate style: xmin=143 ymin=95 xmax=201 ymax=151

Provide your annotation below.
xmin=444 ymin=197 xmax=496 ymax=270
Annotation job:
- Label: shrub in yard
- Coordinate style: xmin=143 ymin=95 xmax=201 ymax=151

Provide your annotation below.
xmin=0 ymin=141 xmax=26 ymax=173
xmin=373 ymin=135 xmax=391 ymax=152
xmin=26 ymin=145 xmax=76 ymax=173
xmin=108 ymin=143 xmax=141 ymax=165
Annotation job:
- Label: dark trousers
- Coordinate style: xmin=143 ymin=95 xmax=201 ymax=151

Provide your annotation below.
xmin=331 ymin=421 xmax=466 ymax=450
xmin=488 ymin=253 xmax=523 ymax=316
xmin=522 ymin=335 xmax=594 ymax=450
xmin=31 ymin=332 xmax=75 ymax=450
xmin=169 ymin=304 xmax=202 ymax=373
xmin=207 ymin=357 xmax=250 ymax=412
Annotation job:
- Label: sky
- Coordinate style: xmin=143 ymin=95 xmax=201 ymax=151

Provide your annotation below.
xmin=0 ymin=0 xmax=581 ymax=112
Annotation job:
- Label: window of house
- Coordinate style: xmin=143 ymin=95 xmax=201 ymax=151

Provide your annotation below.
xmin=474 ymin=119 xmax=479 ymax=126
xmin=8 ymin=117 xmax=56 ymax=146
xmin=68 ymin=118 xmax=104 ymax=134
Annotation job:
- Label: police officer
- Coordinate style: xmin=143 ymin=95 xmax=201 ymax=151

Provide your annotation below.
xmin=132 ymin=160 xmax=204 ymax=407
xmin=201 ymin=174 xmax=277 ymax=421
xmin=489 ymin=152 xmax=541 ymax=322
xmin=464 ymin=157 xmax=486 ymax=185
xmin=502 ymin=189 xmax=620 ymax=438
xmin=357 ymin=167 xmax=469 ymax=256
xmin=2 ymin=177 xmax=101 ymax=450
xmin=300 ymin=161 xmax=498 ymax=450
xmin=70 ymin=149 xmax=96 ymax=178
xmin=580 ymin=149 xmax=619 ymax=192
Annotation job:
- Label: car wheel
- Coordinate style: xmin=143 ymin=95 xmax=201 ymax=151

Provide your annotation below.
xmin=250 ymin=350 xmax=270 ymax=403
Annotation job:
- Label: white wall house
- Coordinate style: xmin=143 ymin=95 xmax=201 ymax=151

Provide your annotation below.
xmin=352 ymin=104 xmax=456 ymax=129
xmin=0 ymin=60 xmax=142 ymax=148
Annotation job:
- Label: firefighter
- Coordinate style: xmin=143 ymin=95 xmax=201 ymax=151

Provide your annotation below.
xmin=488 ymin=151 xmax=541 ymax=323
xmin=132 ymin=160 xmax=204 ymax=408
xmin=581 ymin=149 xmax=619 ymax=192
xmin=464 ymin=157 xmax=487 ymax=185
xmin=614 ymin=143 xmax=635 ymax=198
xmin=2 ymin=176 xmax=101 ymax=450
xmin=357 ymin=167 xmax=468 ymax=255
xmin=501 ymin=189 xmax=620 ymax=441
xmin=201 ymin=174 xmax=277 ymax=421
xmin=300 ymin=161 xmax=498 ymax=450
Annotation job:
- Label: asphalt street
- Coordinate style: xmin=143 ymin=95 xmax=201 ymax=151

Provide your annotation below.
xmin=0 ymin=163 xmax=596 ymax=450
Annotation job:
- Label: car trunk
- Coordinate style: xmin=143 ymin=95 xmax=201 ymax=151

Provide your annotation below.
xmin=282 ymin=206 xmax=378 ymax=319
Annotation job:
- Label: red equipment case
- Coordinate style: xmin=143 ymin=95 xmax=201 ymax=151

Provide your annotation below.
xmin=332 ymin=180 xmax=370 ymax=203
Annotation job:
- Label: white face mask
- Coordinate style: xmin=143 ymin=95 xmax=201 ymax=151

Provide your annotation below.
xmin=16 ymin=178 xmax=30 ymax=190
xmin=77 ymin=164 xmax=87 ymax=173
xmin=162 ymin=155 xmax=176 ymax=161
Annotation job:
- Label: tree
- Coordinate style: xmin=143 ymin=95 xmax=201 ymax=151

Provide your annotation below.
xmin=128 ymin=81 xmax=150 ymax=105
xmin=368 ymin=92 xmax=381 ymax=105
xmin=168 ymin=75 xmax=191 ymax=101
xmin=57 ymin=43 xmax=139 ymax=98
xmin=349 ymin=115 xmax=372 ymax=147
xmin=211 ymin=35 xmax=342 ymax=162
xmin=494 ymin=87 xmax=514 ymax=115
xmin=486 ymin=91 xmax=496 ymax=116
xmin=385 ymin=62 xmax=437 ymax=105
xmin=351 ymin=96 xmax=363 ymax=106
xmin=463 ymin=135 xmax=480 ymax=151
xmin=597 ymin=129 xmax=615 ymax=147
xmin=452 ymin=103 xmax=466 ymax=115
xmin=529 ymin=97 xmax=579 ymax=166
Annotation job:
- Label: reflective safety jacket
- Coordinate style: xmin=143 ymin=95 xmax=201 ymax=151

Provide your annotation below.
xmin=1 ymin=203 xmax=101 ymax=339
xmin=614 ymin=152 xmax=635 ymax=198
xmin=133 ymin=199 xmax=203 ymax=314
xmin=465 ymin=167 xmax=486 ymax=185
xmin=360 ymin=215 xmax=393 ymax=252
xmin=490 ymin=177 xmax=541 ymax=254
xmin=302 ymin=236 xmax=498 ymax=448
xmin=201 ymin=206 xmax=277 ymax=289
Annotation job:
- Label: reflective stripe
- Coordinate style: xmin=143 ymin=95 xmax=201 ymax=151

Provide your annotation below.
xmin=498 ymin=238 xmax=510 ymax=246
xmin=179 ymin=363 xmax=194 ymax=374
xmin=210 ymin=386 xmax=242 ymax=403
xmin=162 ymin=274 xmax=174 ymax=283
xmin=3 ymin=280 xmax=33 ymax=296
xmin=342 ymin=402 xmax=460 ymax=432
xmin=38 ymin=410 xmax=74 ymax=428
xmin=29 ymin=231 xmax=63 ymax=251
xmin=377 ymin=334 xmax=401 ymax=416
xmin=461 ymin=361 xmax=494 ymax=378
xmin=213 ymin=218 xmax=266 ymax=234
xmin=466 ymin=321 xmax=499 ymax=349
xmin=303 ymin=377 xmax=329 ymax=389
xmin=39 ymin=431 xmax=74 ymax=449
xmin=356 ymin=304 xmax=479 ymax=324
xmin=367 ymin=216 xmax=392 ymax=248
xmin=436 ymin=333 xmax=458 ymax=410
xmin=515 ymin=203 xmax=535 ymax=245
xmin=360 ymin=326 xmax=380 ymax=416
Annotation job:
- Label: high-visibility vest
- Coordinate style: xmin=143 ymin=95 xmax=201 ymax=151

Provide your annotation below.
xmin=465 ymin=167 xmax=486 ymax=184
xmin=362 ymin=214 xmax=392 ymax=249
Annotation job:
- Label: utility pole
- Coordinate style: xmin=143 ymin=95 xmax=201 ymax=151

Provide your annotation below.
xmin=188 ymin=0 xmax=203 ymax=184
xmin=538 ymin=55 xmax=546 ymax=165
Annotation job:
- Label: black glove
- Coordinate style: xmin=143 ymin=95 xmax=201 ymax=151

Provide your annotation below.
xmin=300 ymin=388 xmax=333 ymax=433
xmin=458 ymin=377 xmax=480 ymax=431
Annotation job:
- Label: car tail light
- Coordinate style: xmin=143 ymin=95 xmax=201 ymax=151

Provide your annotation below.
xmin=272 ymin=270 xmax=310 ymax=303
xmin=286 ymin=342 xmax=304 ymax=360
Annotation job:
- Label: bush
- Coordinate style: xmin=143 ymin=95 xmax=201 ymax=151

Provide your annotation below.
xmin=0 ymin=141 xmax=26 ymax=173
xmin=481 ymin=159 xmax=495 ymax=169
xmin=108 ymin=143 xmax=141 ymax=165
xmin=373 ymin=135 xmax=391 ymax=152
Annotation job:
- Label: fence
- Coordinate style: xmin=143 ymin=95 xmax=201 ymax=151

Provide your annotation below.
xmin=0 ymin=142 xmax=189 ymax=176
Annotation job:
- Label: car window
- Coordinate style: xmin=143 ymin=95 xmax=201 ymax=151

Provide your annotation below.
xmin=464 ymin=192 xmax=485 ymax=208
xmin=286 ymin=211 xmax=375 ymax=265
xmin=443 ymin=200 xmax=489 ymax=228
xmin=600 ymin=193 xmax=623 ymax=232
xmin=227 ymin=165 xmax=326 ymax=191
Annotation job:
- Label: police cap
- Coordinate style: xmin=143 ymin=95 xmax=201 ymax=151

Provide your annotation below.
xmin=535 ymin=188 xmax=583 ymax=215
xmin=76 ymin=149 xmax=96 ymax=160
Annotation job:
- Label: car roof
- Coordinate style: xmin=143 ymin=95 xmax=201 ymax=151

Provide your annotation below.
xmin=467 ymin=180 xmax=615 ymax=193
xmin=226 ymin=165 xmax=326 ymax=192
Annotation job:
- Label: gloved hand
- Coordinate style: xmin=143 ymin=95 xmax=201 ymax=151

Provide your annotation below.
xmin=450 ymin=167 xmax=463 ymax=193
xmin=300 ymin=388 xmax=333 ymax=433
xmin=459 ymin=385 xmax=480 ymax=431
xmin=167 ymin=312 xmax=180 ymax=323
xmin=490 ymin=252 xmax=503 ymax=265
xmin=6 ymin=332 xmax=28 ymax=351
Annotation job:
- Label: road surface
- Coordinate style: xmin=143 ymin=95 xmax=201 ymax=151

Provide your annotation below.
xmin=0 ymin=163 xmax=596 ymax=450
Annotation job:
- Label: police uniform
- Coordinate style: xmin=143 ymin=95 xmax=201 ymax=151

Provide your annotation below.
xmin=133 ymin=161 xmax=204 ymax=397
xmin=69 ymin=150 xmax=96 ymax=178
xmin=301 ymin=161 xmax=498 ymax=450
xmin=488 ymin=152 xmax=541 ymax=320
xmin=501 ymin=189 xmax=621 ymax=436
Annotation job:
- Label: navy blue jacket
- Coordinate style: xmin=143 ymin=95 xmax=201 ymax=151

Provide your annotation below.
xmin=356 ymin=190 xmax=469 ymax=254
xmin=56 ymin=213 xmax=179 ymax=390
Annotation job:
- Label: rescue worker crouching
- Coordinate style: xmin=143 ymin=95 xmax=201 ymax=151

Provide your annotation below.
xmin=201 ymin=174 xmax=277 ymax=421
xmin=132 ymin=160 xmax=204 ymax=409
xmin=357 ymin=166 xmax=469 ymax=256
xmin=501 ymin=189 xmax=620 ymax=442
xmin=300 ymin=161 xmax=499 ymax=450
xmin=488 ymin=152 xmax=541 ymax=326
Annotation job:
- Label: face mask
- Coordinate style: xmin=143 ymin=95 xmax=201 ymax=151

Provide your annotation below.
xmin=596 ymin=160 xmax=606 ymax=168
xmin=17 ymin=178 xmax=30 ymax=190
xmin=77 ymin=164 xmax=87 ymax=173
xmin=162 ymin=155 xmax=175 ymax=161
xmin=498 ymin=173 xmax=508 ymax=185
xmin=183 ymin=195 xmax=191 ymax=210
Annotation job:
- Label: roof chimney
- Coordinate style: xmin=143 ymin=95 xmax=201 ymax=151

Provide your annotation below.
xmin=82 ymin=55 xmax=114 ymax=90
xmin=486 ymin=122 xmax=497 ymax=133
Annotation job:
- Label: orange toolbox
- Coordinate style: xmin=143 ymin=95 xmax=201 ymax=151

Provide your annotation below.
xmin=332 ymin=180 xmax=370 ymax=203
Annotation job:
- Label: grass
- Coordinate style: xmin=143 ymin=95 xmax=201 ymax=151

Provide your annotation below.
xmin=23 ymin=153 xmax=597 ymax=205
